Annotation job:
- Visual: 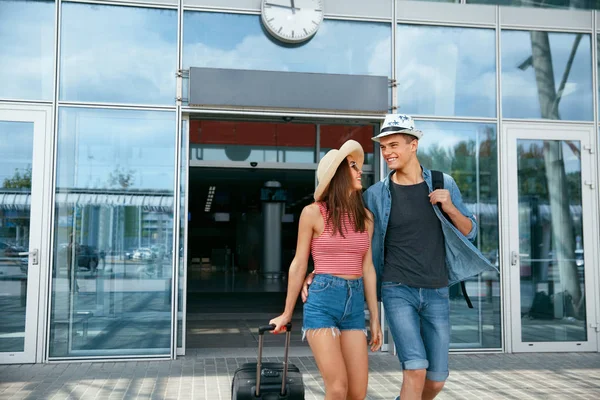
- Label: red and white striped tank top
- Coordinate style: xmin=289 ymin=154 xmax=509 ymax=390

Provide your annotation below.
xmin=311 ymin=202 xmax=370 ymax=276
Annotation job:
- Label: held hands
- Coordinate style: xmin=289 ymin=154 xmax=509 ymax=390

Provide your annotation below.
xmin=300 ymin=272 xmax=315 ymax=303
xmin=369 ymin=319 xmax=383 ymax=352
xmin=429 ymin=189 xmax=454 ymax=212
xmin=269 ymin=313 xmax=291 ymax=334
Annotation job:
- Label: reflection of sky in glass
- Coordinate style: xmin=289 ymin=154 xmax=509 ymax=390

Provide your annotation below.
xmin=417 ymin=120 xmax=496 ymax=153
xmin=502 ymin=31 xmax=592 ymax=121
xmin=518 ymin=140 xmax=581 ymax=174
xmin=397 ymin=25 xmax=496 ymax=117
xmin=183 ymin=12 xmax=391 ymax=77
xmin=60 ymin=3 xmax=177 ymax=105
xmin=0 ymin=0 xmax=54 ymax=101
xmin=468 ymin=0 xmax=595 ymax=9
xmin=56 ymin=108 xmax=176 ymax=191
xmin=0 ymin=122 xmax=34 ymax=186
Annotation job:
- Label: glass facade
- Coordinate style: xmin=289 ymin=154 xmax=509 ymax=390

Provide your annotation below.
xmin=417 ymin=121 xmax=501 ymax=348
xmin=397 ymin=25 xmax=496 ymax=117
xmin=467 ymin=0 xmax=600 ymax=10
xmin=0 ymin=122 xmax=34 ymax=353
xmin=502 ymin=31 xmax=593 ymax=121
xmin=516 ymin=139 xmax=587 ymax=342
xmin=49 ymin=108 xmax=176 ymax=357
xmin=2 ymin=0 xmax=600 ymax=362
xmin=0 ymin=0 xmax=54 ymax=101
xmin=183 ymin=12 xmax=391 ymax=77
xmin=60 ymin=3 xmax=178 ymax=105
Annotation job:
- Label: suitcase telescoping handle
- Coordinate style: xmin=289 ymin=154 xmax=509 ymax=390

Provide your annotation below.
xmin=256 ymin=323 xmax=292 ymax=397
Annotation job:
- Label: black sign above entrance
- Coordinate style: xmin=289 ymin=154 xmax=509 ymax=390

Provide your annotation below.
xmin=188 ymin=67 xmax=388 ymax=114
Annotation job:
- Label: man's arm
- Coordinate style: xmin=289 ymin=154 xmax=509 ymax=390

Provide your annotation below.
xmin=429 ymin=176 xmax=477 ymax=240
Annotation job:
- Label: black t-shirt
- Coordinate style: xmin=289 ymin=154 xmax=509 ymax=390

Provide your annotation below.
xmin=382 ymin=180 xmax=448 ymax=288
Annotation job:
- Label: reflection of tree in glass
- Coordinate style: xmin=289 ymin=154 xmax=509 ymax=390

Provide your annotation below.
xmin=2 ymin=166 xmax=32 ymax=189
xmin=521 ymin=30 xmax=585 ymax=318
xmin=419 ymin=126 xmax=498 ymax=257
xmin=108 ymin=165 xmax=135 ymax=189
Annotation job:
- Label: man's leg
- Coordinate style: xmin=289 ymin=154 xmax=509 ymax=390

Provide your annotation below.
xmin=382 ymin=283 xmax=428 ymax=400
xmin=420 ymin=286 xmax=451 ymax=400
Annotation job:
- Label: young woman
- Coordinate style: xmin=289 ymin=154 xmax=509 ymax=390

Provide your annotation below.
xmin=270 ymin=139 xmax=382 ymax=400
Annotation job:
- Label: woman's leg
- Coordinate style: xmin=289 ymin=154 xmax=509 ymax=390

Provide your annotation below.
xmin=340 ymin=330 xmax=369 ymax=400
xmin=307 ymin=329 xmax=348 ymax=400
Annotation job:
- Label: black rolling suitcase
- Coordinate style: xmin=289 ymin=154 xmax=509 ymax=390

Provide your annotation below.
xmin=231 ymin=323 xmax=305 ymax=399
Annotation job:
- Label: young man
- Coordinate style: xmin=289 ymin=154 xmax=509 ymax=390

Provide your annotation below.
xmin=303 ymin=114 xmax=497 ymax=400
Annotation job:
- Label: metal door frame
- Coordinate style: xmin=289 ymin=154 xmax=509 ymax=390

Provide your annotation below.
xmin=176 ymin=111 xmax=387 ymax=355
xmin=502 ymin=122 xmax=599 ymax=353
xmin=0 ymin=104 xmax=54 ymax=364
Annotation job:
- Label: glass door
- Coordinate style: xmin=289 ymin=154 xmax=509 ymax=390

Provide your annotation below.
xmin=504 ymin=123 xmax=598 ymax=352
xmin=0 ymin=106 xmax=52 ymax=363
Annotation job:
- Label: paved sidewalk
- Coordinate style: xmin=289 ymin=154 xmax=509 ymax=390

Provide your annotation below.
xmin=1 ymin=352 xmax=599 ymax=399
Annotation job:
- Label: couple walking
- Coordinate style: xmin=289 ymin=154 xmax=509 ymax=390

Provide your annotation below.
xmin=270 ymin=114 xmax=496 ymax=400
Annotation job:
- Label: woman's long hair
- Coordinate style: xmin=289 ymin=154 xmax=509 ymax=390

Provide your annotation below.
xmin=320 ymin=161 xmax=370 ymax=237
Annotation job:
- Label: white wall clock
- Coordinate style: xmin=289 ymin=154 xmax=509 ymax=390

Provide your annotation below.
xmin=260 ymin=0 xmax=324 ymax=44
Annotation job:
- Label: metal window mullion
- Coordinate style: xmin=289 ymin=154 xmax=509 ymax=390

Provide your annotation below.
xmin=496 ymin=4 xmax=509 ymax=355
xmin=410 ymin=115 xmax=497 ymax=123
xmin=61 ymin=0 xmax=178 ymax=11
xmin=179 ymin=114 xmax=190 ymax=356
xmin=391 ymin=0 xmax=397 ymax=113
xmin=170 ymin=0 xmax=184 ymax=361
xmin=171 ymin=106 xmax=182 ymax=360
xmin=315 ymin=124 xmax=320 ymax=189
xmin=57 ymin=101 xmax=177 ymax=111
xmin=592 ymin=10 xmax=600 ymax=352
xmin=396 ymin=19 xmax=496 ymax=29
xmin=0 ymin=99 xmax=53 ymax=105
xmin=42 ymin=0 xmax=63 ymax=364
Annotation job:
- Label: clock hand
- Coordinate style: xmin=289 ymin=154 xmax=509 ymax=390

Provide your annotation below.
xmin=265 ymin=2 xmax=301 ymax=11
xmin=291 ymin=0 xmax=296 ymax=14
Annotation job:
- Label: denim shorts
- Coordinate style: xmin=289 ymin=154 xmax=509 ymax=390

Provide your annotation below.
xmin=302 ymin=274 xmax=366 ymax=339
xmin=382 ymin=282 xmax=450 ymax=382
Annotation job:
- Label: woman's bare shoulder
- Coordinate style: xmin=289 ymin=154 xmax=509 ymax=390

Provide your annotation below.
xmin=302 ymin=202 xmax=322 ymax=218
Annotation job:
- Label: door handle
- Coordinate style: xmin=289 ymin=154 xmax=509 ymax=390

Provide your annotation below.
xmin=18 ymin=249 xmax=39 ymax=265
xmin=511 ymin=251 xmax=529 ymax=266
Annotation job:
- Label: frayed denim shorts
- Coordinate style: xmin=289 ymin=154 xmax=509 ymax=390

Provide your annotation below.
xmin=302 ymin=274 xmax=366 ymax=339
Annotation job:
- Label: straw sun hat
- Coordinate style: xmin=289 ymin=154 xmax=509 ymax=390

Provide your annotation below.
xmin=313 ymin=140 xmax=364 ymax=201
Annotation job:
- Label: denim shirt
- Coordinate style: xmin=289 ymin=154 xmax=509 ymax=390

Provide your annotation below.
xmin=363 ymin=167 xmax=498 ymax=299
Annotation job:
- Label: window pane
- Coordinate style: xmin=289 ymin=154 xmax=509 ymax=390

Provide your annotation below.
xmin=183 ymin=12 xmax=391 ymax=77
xmin=0 ymin=121 xmax=34 ymax=353
xmin=397 ymin=25 xmax=496 ymax=118
xmin=417 ymin=120 xmax=501 ymax=349
xmin=467 ymin=0 xmax=600 ymax=10
xmin=517 ymin=139 xmax=586 ymax=342
xmin=190 ymin=120 xmax=316 ymax=164
xmin=502 ymin=31 xmax=592 ymax=121
xmin=49 ymin=108 xmax=176 ymax=358
xmin=60 ymin=3 xmax=177 ymax=105
xmin=0 ymin=0 xmax=54 ymax=101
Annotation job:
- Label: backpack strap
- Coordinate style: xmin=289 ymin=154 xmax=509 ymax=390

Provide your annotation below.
xmin=431 ymin=170 xmax=473 ymax=309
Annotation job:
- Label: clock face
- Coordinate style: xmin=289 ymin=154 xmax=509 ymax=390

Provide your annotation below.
xmin=261 ymin=0 xmax=324 ymax=44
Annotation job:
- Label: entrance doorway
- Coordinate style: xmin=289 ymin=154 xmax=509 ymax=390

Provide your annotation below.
xmin=182 ymin=117 xmax=377 ymax=351
xmin=503 ymin=122 xmax=598 ymax=352
xmin=0 ymin=105 xmax=53 ymax=364
xmin=186 ymin=167 xmax=314 ymax=349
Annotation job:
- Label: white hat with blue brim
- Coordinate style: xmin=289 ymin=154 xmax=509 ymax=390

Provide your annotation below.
xmin=372 ymin=114 xmax=423 ymax=142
